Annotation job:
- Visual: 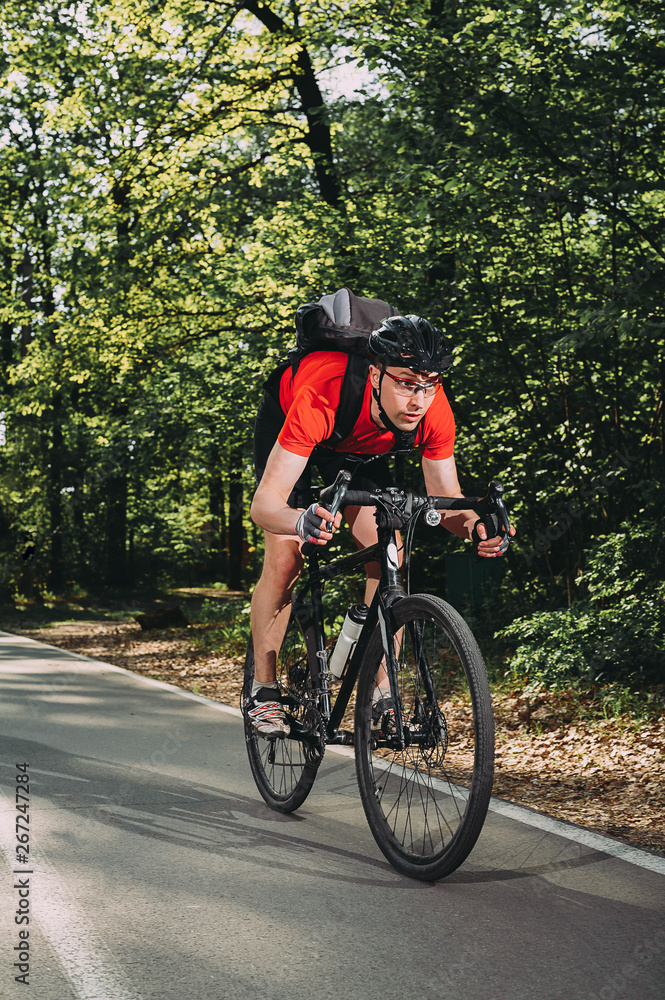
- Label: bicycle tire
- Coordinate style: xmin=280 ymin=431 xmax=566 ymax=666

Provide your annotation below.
xmin=354 ymin=594 xmax=494 ymax=880
xmin=243 ymin=613 xmax=324 ymax=813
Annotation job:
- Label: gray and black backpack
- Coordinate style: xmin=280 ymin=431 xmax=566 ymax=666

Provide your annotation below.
xmin=266 ymin=287 xmax=416 ymax=451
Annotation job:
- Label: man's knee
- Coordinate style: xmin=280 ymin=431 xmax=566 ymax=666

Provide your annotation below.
xmin=262 ymin=541 xmax=304 ymax=589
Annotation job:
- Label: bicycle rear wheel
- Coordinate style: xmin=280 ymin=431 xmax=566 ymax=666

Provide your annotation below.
xmin=355 ymin=594 xmax=494 ymax=880
xmin=243 ymin=612 xmax=324 ymax=813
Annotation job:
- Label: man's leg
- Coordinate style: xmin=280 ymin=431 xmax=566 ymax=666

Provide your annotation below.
xmin=251 ymin=530 xmax=304 ymax=683
xmin=344 ymin=504 xmax=381 ymax=606
xmin=247 ymin=530 xmax=304 ymax=738
xmin=344 ymin=504 xmax=403 ymax=604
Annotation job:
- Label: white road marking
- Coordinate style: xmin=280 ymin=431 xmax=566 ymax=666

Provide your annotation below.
xmin=485 ymin=796 xmax=665 ymax=875
xmin=323 ymin=747 xmax=665 ymax=875
xmin=0 ymin=790 xmax=141 ymax=1000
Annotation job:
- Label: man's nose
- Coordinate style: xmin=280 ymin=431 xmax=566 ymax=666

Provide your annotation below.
xmin=409 ymin=388 xmax=426 ymax=403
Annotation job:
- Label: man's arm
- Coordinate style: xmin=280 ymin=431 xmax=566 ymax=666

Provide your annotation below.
xmin=250 ymin=442 xmax=341 ymax=542
xmin=421 ymin=455 xmax=511 ymax=558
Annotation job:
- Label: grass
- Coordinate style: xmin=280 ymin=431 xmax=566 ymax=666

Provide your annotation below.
xmin=0 ymin=587 xmax=249 ymax=628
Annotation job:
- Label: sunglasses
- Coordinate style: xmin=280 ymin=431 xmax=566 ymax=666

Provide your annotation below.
xmin=382 ymin=370 xmax=441 ymax=398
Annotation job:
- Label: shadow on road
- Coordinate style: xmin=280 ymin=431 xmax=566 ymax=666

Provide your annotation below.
xmin=1 ymin=731 xmax=612 ymax=891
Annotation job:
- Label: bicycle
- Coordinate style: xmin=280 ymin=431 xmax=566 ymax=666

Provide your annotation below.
xmin=242 ymin=466 xmax=512 ymax=881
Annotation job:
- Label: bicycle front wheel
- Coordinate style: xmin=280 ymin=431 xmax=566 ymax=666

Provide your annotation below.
xmin=355 ymin=594 xmax=494 ymax=880
xmin=243 ymin=612 xmax=324 ymax=814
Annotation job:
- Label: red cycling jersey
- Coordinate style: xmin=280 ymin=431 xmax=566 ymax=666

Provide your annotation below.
xmin=277 ymin=353 xmax=455 ymax=460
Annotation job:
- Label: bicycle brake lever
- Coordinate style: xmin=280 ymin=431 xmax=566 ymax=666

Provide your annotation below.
xmin=302 ymin=470 xmax=353 ymax=556
xmin=492 ymin=483 xmax=513 ymax=552
xmin=325 ymin=470 xmax=353 ymax=531
xmin=472 ymin=480 xmax=513 ymax=560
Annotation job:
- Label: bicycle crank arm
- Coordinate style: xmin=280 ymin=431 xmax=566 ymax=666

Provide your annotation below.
xmin=286 ymin=720 xmax=321 ymax=748
xmin=286 ymin=723 xmax=354 ymax=748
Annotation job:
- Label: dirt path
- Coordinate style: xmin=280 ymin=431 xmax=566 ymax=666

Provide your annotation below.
xmin=7 ymin=617 xmax=665 ymax=856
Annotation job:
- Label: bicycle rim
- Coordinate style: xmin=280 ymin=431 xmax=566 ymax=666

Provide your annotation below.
xmin=243 ymin=613 xmax=322 ymax=813
xmin=355 ymin=594 xmax=494 ymax=880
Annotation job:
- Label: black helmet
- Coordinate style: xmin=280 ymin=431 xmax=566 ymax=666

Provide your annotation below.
xmin=368 ymin=315 xmax=454 ymax=374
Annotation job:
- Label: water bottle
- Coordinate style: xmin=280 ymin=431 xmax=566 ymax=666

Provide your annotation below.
xmin=328 ymin=604 xmax=368 ymax=679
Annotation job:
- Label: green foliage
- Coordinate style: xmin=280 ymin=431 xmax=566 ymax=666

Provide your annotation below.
xmin=498 ymin=598 xmax=665 ymax=688
xmin=578 ymin=508 xmax=665 ymax=604
xmin=188 ymin=598 xmax=252 ymax=656
xmin=0 ymin=0 xmax=663 ymax=693
xmin=498 ymin=516 xmax=665 ymax=688
xmin=594 ymin=683 xmax=664 ymax=724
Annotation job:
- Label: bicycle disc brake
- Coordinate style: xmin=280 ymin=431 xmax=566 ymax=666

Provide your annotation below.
xmin=413 ymin=697 xmax=449 ymax=767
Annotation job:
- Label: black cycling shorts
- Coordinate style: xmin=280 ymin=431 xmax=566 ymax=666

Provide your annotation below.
xmin=253 ymin=388 xmax=395 ymax=510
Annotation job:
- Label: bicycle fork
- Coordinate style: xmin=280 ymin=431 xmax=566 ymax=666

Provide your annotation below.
xmin=374 ymin=520 xmax=409 ymax=750
xmin=374 ymin=520 xmax=448 ymax=752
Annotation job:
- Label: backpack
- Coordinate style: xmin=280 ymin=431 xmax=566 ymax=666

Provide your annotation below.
xmin=266 ymin=287 xmax=415 ymax=452
xmin=292 ymin=286 xmax=397 ymax=363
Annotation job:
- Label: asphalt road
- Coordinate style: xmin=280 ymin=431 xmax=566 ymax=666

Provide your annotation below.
xmin=1 ymin=630 xmax=664 ymax=1000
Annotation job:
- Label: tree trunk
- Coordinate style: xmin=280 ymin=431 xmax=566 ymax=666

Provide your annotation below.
xmin=209 ymin=445 xmax=226 ymax=580
xmin=1 ymin=253 xmax=14 ymax=378
xmin=47 ymin=409 xmax=64 ymax=593
xmin=42 ymin=252 xmax=63 ymax=594
xmin=19 ymin=248 xmax=33 ymax=357
xmin=105 ymin=462 xmax=128 ymax=588
xmin=101 ymin=181 xmax=132 ymax=590
xmin=227 ymin=443 xmax=244 ymax=590
xmin=242 ymin=1 xmax=342 ymax=208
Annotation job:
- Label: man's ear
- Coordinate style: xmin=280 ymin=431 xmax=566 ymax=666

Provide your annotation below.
xmin=368 ymin=364 xmax=382 ymax=387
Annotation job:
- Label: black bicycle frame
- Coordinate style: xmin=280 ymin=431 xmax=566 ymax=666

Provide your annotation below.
xmin=289 ymin=476 xmax=511 ymax=748
xmin=291 ymin=519 xmax=408 ymax=747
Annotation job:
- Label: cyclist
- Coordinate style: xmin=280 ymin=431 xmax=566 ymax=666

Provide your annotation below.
xmin=248 ymin=314 xmax=512 ymax=738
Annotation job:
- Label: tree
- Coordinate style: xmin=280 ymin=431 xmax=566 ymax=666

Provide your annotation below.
xmin=342 ymin=0 xmax=664 ymax=604
xmin=0 ymin=0 xmax=662 ymax=643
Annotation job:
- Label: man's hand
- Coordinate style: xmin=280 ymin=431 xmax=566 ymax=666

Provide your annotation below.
xmin=473 ymin=520 xmax=516 ymax=558
xmin=295 ymin=503 xmax=342 ymax=546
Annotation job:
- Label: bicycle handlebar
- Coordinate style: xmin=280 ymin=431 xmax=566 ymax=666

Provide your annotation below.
xmin=340 ymin=490 xmax=479 ymax=510
xmin=301 ymin=474 xmax=512 ymax=558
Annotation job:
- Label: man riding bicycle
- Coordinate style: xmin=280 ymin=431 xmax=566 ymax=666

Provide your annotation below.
xmin=248 ymin=312 xmax=510 ymax=738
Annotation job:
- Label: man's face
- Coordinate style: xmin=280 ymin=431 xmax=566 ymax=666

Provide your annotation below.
xmin=369 ymin=364 xmax=440 ymax=432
